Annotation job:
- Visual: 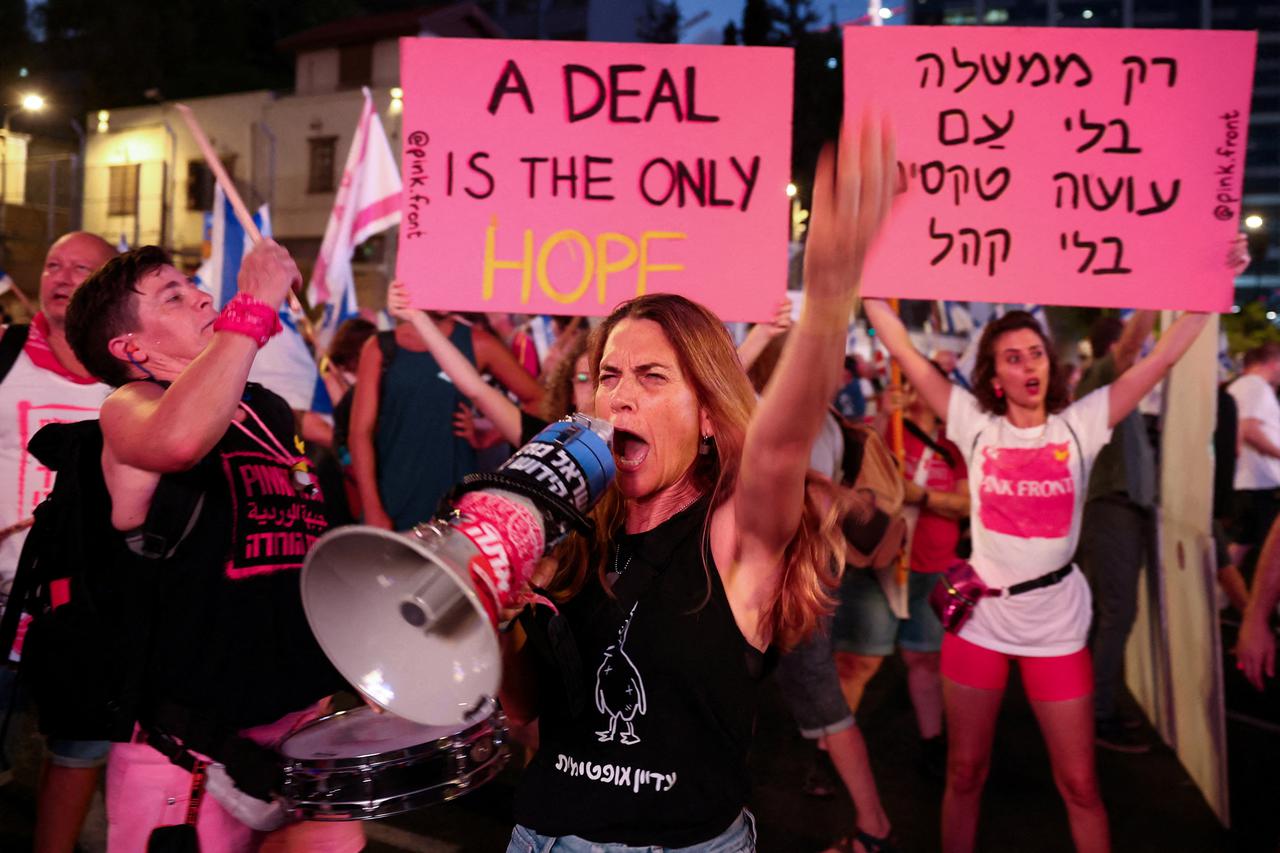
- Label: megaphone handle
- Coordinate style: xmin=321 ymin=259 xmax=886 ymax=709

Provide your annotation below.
xmin=401 ymin=566 xmax=471 ymax=629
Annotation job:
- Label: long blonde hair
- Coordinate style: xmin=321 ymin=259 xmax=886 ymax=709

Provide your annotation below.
xmin=545 ymin=294 xmax=843 ymax=650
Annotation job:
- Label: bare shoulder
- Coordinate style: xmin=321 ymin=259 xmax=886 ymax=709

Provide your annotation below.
xmin=99 ymin=382 xmax=163 ymax=430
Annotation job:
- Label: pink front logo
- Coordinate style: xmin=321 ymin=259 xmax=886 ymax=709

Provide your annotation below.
xmin=978 ymin=442 xmax=1075 ymax=539
xmin=16 ymin=401 xmax=99 ymax=517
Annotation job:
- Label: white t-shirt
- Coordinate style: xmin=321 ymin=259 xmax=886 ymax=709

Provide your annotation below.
xmin=0 ymin=344 xmax=110 ymax=594
xmin=946 ymin=387 xmax=1113 ymax=656
xmin=1228 ymin=373 xmax=1280 ymax=490
xmin=809 ymin=411 xmax=844 ymax=482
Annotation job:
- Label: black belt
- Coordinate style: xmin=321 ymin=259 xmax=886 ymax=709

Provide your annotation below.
xmin=1006 ymin=564 xmax=1074 ymax=597
xmin=134 ymin=725 xmax=201 ymax=773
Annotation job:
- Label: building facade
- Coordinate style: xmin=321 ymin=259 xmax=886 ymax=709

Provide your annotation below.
xmin=81 ymin=3 xmax=502 ymax=305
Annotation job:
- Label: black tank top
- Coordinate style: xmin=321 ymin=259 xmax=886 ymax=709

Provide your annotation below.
xmin=140 ymin=384 xmax=346 ymax=730
xmin=514 ymin=495 xmax=768 ymax=847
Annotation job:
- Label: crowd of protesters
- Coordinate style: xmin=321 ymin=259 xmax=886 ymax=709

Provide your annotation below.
xmin=0 ymin=141 xmax=1271 ymax=853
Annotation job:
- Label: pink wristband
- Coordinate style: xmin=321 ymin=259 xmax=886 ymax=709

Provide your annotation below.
xmin=213 ymin=293 xmax=283 ymax=348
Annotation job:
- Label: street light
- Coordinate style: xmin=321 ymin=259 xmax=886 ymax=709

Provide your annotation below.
xmin=1 ymin=91 xmax=47 ymax=268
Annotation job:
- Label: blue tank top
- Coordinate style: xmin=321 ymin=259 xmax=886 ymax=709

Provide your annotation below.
xmin=374 ymin=323 xmax=478 ymax=530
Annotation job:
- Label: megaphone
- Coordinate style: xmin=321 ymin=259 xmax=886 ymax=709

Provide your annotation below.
xmin=302 ymin=415 xmax=615 ymax=726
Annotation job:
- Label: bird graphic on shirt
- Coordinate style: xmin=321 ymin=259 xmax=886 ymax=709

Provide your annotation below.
xmin=594 ymin=603 xmax=647 ymax=746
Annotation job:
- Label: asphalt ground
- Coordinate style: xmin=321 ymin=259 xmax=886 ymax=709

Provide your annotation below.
xmin=1 ymin=633 xmax=1276 ymax=852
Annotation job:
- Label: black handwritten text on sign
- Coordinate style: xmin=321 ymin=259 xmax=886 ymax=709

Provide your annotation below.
xmin=845 ymin=26 xmax=1256 ymax=311
xmin=396 ymin=38 xmax=794 ymax=322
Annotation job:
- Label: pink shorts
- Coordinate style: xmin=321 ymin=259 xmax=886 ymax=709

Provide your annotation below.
xmin=106 ymin=703 xmax=365 ymax=853
xmin=941 ymin=632 xmax=1093 ymax=702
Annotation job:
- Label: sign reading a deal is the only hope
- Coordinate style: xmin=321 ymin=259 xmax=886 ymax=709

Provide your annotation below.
xmin=848 ymin=27 xmax=1257 ymax=312
xmin=397 ymin=38 xmax=793 ymax=321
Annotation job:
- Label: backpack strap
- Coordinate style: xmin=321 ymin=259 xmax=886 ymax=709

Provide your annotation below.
xmin=124 ymin=469 xmax=207 ymax=560
xmin=0 ymin=324 xmax=31 ymax=386
xmin=904 ymin=418 xmax=956 ymax=469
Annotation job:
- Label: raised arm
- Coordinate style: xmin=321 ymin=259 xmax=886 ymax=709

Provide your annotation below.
xmin=100 ymin=241 xmax=297 ymax=472
xmin=863 ymin=298 xmax=952 ymax=420
xmin=1111 ymin=310 xmax=1158 ymax=373
xmin=736 ymin=298 xmax=793 ymax=372
xmin=1107 ymin=312 xmax=1210 ymax=429
xmin=472 ymin=327 xmax=545 ymax=412
xmin=735 ymin=114 xmax=895 ymax=554
xmin=386 ymin=282 xmax=524 ymax=446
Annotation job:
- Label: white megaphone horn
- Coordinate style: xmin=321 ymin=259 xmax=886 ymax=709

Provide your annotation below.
xmin=301 ymin=415 xmax=615 ymax=726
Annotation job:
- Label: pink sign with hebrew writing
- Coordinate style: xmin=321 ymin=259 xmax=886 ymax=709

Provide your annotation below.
xmin=397 ymin=38 xmax=793 ymax=321
xmin=845 ymin=26 xmax=1256 ymax=311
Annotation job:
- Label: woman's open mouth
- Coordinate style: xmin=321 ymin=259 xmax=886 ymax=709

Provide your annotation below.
xmin=613 ymin=428 xmax=650 ymax=471
xmin=1024 ymin=378 xmax=1042 ymax=396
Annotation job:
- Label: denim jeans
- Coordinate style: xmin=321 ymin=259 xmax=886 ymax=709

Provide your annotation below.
xmin=0 ymin=666 xmax=111 ymax=770
xmin=507 ymin=809 xmax=757 ymax=853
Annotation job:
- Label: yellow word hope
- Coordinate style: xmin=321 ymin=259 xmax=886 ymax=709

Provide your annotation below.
xmin=482 ymin=217 xmax=686 ymax=305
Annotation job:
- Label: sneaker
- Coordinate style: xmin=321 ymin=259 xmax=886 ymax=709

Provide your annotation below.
xmin=1095 ymin=718 xmax=1151 ymax=754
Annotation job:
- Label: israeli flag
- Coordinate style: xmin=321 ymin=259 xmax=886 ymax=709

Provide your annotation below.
xmin=196 ymin=187 xmax=331 ymax=415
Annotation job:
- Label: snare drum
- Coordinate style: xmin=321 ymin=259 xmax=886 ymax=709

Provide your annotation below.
xmin=281 ymin=704 xmax=508 ymax=821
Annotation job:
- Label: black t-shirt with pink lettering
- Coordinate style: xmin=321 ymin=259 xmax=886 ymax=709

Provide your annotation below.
xmin=141 ymin=384 xmax=346 ymax=730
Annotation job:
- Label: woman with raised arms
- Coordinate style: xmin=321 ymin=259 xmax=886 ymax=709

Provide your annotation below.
xmin=499 ymin=114 xmax=896 ymax=852
xmin=863 ymin=295 xmax=1215 ymax=853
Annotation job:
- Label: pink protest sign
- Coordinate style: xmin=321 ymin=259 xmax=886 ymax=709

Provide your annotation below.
xmin=845 ymin=27 xmax=1256 ymax=311
xmin=397 ymin=38 xmax=793 ymax=321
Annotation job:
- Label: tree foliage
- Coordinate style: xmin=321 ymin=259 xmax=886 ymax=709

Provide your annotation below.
xmin=637 ymin=0 xmax=681 ymax=44
xmin=734 ymin=1 xmax=837 ymax=201
xmin=1222 ymin=300 xmax=1280 ymax=358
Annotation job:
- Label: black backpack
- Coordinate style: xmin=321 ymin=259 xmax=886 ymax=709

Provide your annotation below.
xmin=0 ymin=324 xmax=30 ymax=384
xmin=0 ymin=420 xmax=201 ymax=741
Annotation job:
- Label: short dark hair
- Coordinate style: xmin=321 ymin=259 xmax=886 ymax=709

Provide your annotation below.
xmin=66 ymin=246 xmax=171 ymax=387
xmin=1088 ymin=315 xmax=1125 ymax=361
xmin=971 ymin=310 xmax=1069 ymax=416
xmin=1244 ymin=341 xmax=1280 ymax=370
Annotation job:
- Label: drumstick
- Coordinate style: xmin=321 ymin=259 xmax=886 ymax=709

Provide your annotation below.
xmin=175 ymin=104 xmax=263 ymax=244
xmin=174 ymin=104 xmax=319 ymax=346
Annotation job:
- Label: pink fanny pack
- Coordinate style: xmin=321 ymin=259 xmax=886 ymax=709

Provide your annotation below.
xmin=929 ymin=561 xmax=1075 ymax=633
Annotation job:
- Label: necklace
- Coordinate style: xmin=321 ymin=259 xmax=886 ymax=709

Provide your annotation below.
xmin=608 ymin=546 xmax=634 ymax=586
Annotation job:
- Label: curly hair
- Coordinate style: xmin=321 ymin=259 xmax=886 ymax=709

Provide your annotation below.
xmin=540 ymin=332 xmax=591 ymax=422
xmin=970 ymin=310 xmax=1069 ymax=416
xmin=545 ymin=294 xmax=843 ymax=651
xmin=65 ymin=246 xmax=170 ymax=387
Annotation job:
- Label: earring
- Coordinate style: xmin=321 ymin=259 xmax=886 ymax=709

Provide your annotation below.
xmin=699 ymin=434 xmax=714 ymax=456
xmin=125 ymin=340 xmax=158 ymax=382
xmin=994 ymin=386 xmax=1004 ymax=399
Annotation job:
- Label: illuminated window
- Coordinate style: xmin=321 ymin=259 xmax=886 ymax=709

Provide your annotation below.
xmin=108 ymin=164 xmax=140 ymax=217
xmin=308 ymin=137 xmax=338 ymax=194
